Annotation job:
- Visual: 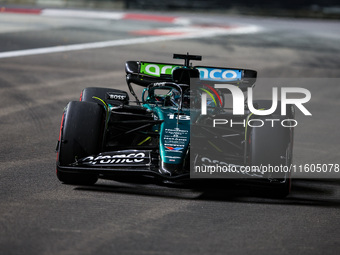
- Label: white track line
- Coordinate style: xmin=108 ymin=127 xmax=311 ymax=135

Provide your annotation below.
xmin=0 ymin=25 xmax=261 ymax=59
xmin=41 ymin=9 xmax=125 ymax=20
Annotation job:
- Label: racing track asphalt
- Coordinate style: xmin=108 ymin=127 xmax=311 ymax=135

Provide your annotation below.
xmin=0 ymin=8 xmax=339 ymax=255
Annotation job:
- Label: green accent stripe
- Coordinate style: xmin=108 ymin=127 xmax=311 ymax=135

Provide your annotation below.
xmin=200 ymin=88 xmax=217 ymax=107
xmin=208 ymin=140 xmax=223 ymax=152
xmin=138 ymin=136 xmax=151 ymax=146
xmin=92 ymin=96 xmax=110 ymax=126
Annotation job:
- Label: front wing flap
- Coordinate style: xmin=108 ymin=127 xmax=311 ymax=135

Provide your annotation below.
xmin=57 ymin=149 xmax=190 ymax=181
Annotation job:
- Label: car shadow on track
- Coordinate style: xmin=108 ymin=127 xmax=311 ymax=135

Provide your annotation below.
xmin=74 ymin=179 xmax=340 ymax=207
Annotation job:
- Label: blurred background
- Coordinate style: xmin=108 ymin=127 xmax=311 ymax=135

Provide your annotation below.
xmin=1 ymin=1 xmax=339 ymax=255
xmin=1 ymin=0 xmax=340 ymax=19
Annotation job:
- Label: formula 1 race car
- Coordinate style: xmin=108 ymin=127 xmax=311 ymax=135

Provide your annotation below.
xmin=56 ymin=53 xmax=294 ymax=198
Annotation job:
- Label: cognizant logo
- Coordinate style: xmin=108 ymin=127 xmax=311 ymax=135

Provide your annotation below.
xmin=201 ymin=84 xmax=312 ymax=128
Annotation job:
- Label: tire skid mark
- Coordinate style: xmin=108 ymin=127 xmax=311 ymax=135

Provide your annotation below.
xmin=0 ymin=156 xmax=51 ymax=170
xmin=2 ymin=93 xmax=47 ymax=132
xmin=1 ymin=62 xmax=106 ymax=75
xmin=54 ymin=200 xmax=191 ymax=255
xmin=0 ymin=71 xmax=123 ymax=93
xmin=0 ymin=94 xmax=76 ymax=118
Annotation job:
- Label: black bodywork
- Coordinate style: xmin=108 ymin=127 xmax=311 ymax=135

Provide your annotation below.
xmin=56 ymin=54 xmax=294 ymax=197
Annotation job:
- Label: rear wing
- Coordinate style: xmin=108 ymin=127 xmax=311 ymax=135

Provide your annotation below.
xmin=125 ymin=61 xmax=257 ymax=91
xmin=126 ymin=61 xmax=181 ymax=87
xmin=195 ymin=66 xmax=257 ymax=91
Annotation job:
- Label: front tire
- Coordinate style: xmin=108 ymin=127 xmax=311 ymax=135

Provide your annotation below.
xmin=56 ymin=101 xmax=104 ymax=185
xmin=248 ymin=101 xmax=294 ymax=198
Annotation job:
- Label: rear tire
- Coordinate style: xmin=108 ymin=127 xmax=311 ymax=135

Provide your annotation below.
xmin=56 ymin=101 xmax=104 ymax=185
xmin=80 ymin=87 xmax=129 ymax=105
